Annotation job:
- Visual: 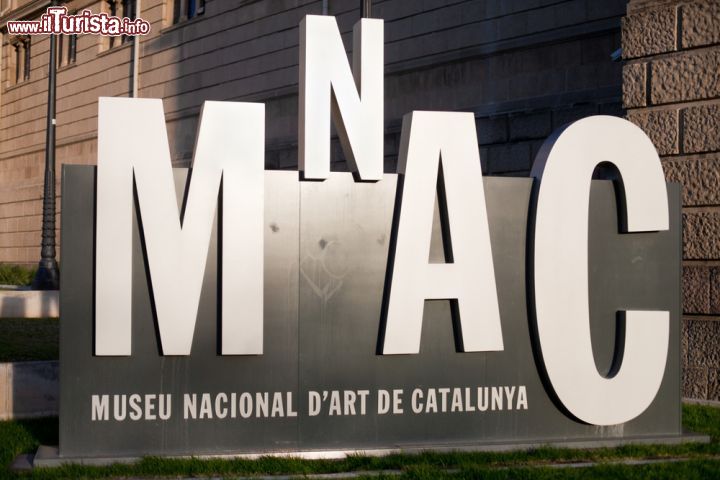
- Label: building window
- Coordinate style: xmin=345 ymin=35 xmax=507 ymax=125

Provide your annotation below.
xmin=68 ymin=34 xmax=77 ymax=63
xmin=13 ymin=42 xmax=21 ymax=83
xmin=173 ymin=0 xmax=205 ymax=24
xmin=121 ymin=0 xmax=136 ymax=44
xmin=107 ymin=0 xmax=118 ymax=48
xmin=57 ymin=34 xmax=78 ymax=68
xmin=11 ymin=37 xmax=31 ymax=84
xmin=22 ymin=37 xmax=30 ymax=81
xmin=122 ymin=0 xmax=137 ymax=20
xmin=105 ymin=0 xmax=137 ymax=49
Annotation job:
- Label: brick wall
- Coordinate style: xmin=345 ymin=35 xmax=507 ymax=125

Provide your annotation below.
xmin=622 ymin=0 xmax=720 ymax=400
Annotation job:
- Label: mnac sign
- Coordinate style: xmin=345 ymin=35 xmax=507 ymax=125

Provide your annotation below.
xmin=59 ymin=15 xmax=682 ymax=459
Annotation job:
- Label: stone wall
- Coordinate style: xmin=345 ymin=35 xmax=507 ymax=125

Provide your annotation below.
xmin=622 ymin=0 xmax=720 ymax=400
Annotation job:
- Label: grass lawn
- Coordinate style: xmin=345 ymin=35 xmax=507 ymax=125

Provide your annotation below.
xmin=0 ymin=404 xmax=719 ymax=479
xmin=0 ymin=319 xmax=58 ymax=363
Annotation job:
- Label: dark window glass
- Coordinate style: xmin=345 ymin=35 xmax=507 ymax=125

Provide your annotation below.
xmin=173 ymin=0 xmax=181 ymax=23
xmin=122 ymin=0 xmax=137 ymax=20
xmin=23 ymin=38 xmax=31 ymax=81
xmin=122 ymin=0 xmax=137 ymax=44
xmin=190 ymin=0 xmax=205 ymax=18
xmin=68 ymin=34 xmax=77 ymax=64
xmin=14 ymin=43 xmax=21 ymax=83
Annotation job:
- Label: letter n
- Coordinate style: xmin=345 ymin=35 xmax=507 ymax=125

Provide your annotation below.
xmin=299 ymin=15 xmax=383 ymax=180
xmin=381 ymin=111 xmax=503 ymax=355
xmin=95 ymin=97 xmax=264 ymax=356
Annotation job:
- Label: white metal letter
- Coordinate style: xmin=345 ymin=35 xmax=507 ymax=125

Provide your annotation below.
xmin=531 ymin=115 xmax=670 ymax=425
xmin=381 ymin=111 xmax=503 ymax=355
xmin=95 ymin=97 xmax=264 ymax=356
xmin=299 ymin=15 xmax=383 ymax=180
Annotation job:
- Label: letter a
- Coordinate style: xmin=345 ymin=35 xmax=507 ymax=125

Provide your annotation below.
xmin=381 ymin=111 xmax=503 ymax=354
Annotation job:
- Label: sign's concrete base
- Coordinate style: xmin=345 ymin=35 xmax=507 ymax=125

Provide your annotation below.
xmin=25 ymin=433 xmax=710 ymax=469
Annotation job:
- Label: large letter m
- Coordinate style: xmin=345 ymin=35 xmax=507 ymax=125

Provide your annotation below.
xmin=95 ymin=97 xmax=264 ymax=356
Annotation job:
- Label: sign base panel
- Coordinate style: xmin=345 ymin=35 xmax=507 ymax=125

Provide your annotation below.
xmin=60 ymin=166 xmax=684 ymax=457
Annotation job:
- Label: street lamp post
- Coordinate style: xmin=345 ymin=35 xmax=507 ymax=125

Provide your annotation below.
xmin=32 ymin=0 xmax=60 ymax=290
xmin=361 ymin=0 xmax=372 ymax=17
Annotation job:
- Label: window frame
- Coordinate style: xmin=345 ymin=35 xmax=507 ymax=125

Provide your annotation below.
xmin=9 ymin=36 xmax=31 ymax=85
xmin=172 ymin=0 xmax=205 ymax=25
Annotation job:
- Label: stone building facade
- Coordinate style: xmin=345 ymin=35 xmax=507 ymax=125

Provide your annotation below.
xmin=3 ymin=1 xmax=718 ymax=400
xmin=0 ymin=0 xmax=625 ymax=264
xmin=622 ymin=0 xmax=720 ymax=401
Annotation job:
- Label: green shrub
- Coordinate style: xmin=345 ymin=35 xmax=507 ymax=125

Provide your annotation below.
xmin=0 ymin=264 xmax=36 ymax=286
